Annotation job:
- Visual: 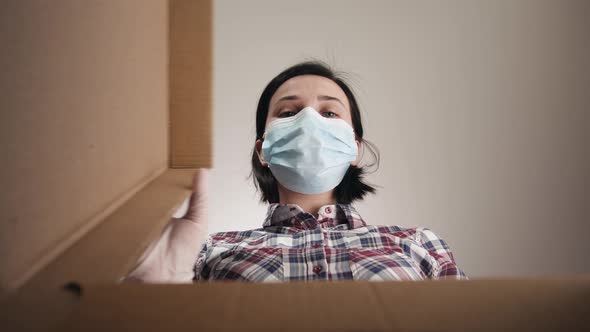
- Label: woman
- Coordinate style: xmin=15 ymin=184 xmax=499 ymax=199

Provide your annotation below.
xmin=125 ymin=61 xmax=468 ymax=283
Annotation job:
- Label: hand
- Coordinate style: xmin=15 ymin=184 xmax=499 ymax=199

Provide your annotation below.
xmin=124 ymin=169 xmax=209 ymax=283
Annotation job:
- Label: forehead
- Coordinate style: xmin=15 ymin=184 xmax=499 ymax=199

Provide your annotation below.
xmin=270 ymin=75 xmax=349 ymax=108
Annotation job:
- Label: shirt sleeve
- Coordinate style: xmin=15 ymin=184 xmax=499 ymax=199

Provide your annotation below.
xmin=415 ymin=227 xmax=468 ymax=280
xmin=192 ymin=234 xmax=213 ymax=281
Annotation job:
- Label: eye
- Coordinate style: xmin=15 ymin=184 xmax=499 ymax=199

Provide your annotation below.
xmin=321 ymin=111 xmax=338 ymax=118
xmin=278 ymin=110 xmax=298 ymax=118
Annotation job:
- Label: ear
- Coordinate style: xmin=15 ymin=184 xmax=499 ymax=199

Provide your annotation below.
xmin=255 ymin=139 xmax=269 ymax=167
xmin=351 ymin=140 xmax=362 ymax=167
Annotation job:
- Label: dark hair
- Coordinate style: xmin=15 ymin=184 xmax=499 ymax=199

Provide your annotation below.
xmin=249 ymin=60 xmax=380 ymax=204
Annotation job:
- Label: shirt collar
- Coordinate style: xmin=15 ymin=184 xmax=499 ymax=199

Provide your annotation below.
xmin=262 ymin=203 xmax=367 ymax=230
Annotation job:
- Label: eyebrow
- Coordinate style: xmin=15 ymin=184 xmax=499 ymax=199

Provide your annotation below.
xmin=275 ymin=95 xmax=345 ymax=107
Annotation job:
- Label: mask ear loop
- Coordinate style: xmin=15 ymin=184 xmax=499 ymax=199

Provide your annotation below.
xmin=258 ymin=137 xmax=270 ymax=167
xmin=356 ymin=137 xmax=365 ymax=167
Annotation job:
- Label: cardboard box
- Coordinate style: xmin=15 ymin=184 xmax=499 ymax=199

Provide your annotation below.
xmin=1 ymin=0 xmax=211 ymax=292
xmin=61 ymin=278 xmax=590 ymax=331
xmin=2 ymin=1 xmax=589 ymax=332
xmin=3 ymin=278 xmax=589 ymax=331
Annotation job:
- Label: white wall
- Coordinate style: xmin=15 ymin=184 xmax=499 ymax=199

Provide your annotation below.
xmin=202 ymin=0 xmax=589 ymax=277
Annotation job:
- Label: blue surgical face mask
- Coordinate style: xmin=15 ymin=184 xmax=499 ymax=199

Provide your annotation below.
xmin=261 ymin=106 xmax=358 ymax=194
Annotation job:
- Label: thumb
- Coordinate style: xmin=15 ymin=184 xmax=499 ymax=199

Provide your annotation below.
xmin=183 ymin=168 xmax=208 ymax=222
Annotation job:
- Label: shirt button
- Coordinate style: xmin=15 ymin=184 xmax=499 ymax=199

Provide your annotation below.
xmin=313 ymin=265 xmax=323 ymax=274
xmin=325 ymin=207 xmax=332 ymax=214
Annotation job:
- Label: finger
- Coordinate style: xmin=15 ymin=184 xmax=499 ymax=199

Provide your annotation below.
xmin=184 ymin=168 xmax=208 ymax=222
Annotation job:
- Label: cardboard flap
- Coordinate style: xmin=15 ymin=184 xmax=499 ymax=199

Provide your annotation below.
xmin=169 ymin=0 xmax=213 ymax=168
xmin=56 ymin=278 xmax=590 ymax=332
xmin=23 ymin=169 xmax=196 ymax=291
xmin=371 ymin=278 xmax=590 ymax=331
xmin=0 ymin=0 xmax=169 ymax=291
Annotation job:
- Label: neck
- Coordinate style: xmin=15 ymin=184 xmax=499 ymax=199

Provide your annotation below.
xmin=277 ymin=183 xmax=336 ymax=218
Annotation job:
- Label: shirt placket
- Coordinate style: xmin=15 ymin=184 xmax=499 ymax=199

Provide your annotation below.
xmin=305 ymin=228 xmax=328 ymax=280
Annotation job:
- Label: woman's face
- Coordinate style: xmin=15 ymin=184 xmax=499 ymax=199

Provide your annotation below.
xmin=256 ymin=74 xmax=360 ymax=167
xmin=265 ymin=75 xmax=353 ymax=128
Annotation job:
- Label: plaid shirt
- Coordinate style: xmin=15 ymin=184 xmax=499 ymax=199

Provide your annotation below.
xmin=193 ymin=203 xmax=467 ymax=282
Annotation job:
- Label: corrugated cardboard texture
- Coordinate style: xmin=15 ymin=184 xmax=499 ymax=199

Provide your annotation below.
xmin=22 ymin=169 xmax=196 ymax=290
xmin=169 ymin=0 xmax=213 ymax=168
xmin=0 ymin=1 xmax=169 ymax=291
xmin=1 ymin=168 xmax=195 ymax=332
xmin=55 ymin=278 xmax=590 ymax=332
xmin=1 ymin=282 xmax=78 ymax=332
xmin=1 ymin=169 xmax=195 ymax=329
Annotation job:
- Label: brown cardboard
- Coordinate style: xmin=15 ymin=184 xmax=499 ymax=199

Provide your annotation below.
xmin=0 ymin=0 xmax=169 ymax=291
xmin=169 ymin=0 xmax=213 ymax=168
xmin=1 ymin=0 xmax=212 ymax=291
xmin=1 ymin=282 xmax=78 ymax=332
xmin=21 ymin=169 xmax=196 ymax=290
xmin=1 ymin=168 xmax=195 ymax=331
xmin=3 ymin=277 xmax=589 ymax=331
xmin=51 ymin=278 xmax=589 ymax=331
